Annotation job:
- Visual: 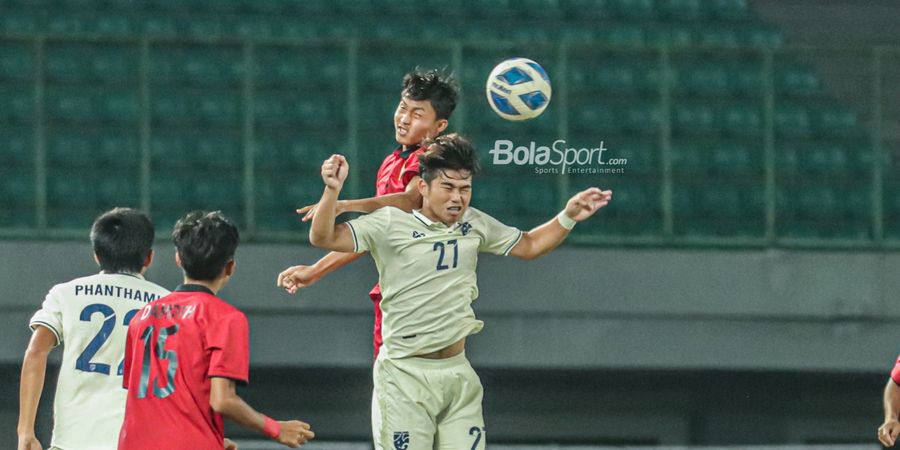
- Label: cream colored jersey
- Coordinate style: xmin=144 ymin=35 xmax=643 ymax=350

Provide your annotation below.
xmin=29 ymin=272 xmax=169 ymax=450
xmin=347 ymin=206 xmax=522 ymax=359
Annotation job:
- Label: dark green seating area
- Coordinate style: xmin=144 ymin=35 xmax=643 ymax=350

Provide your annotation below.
xmin=0 ymin=0 xmax=890 ymax=246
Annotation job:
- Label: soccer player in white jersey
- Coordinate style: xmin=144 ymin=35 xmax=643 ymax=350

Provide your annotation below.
xmin=308 ymin=134 xmax=613 ymax=450
xmin=17 ymin=208 xmax=171 ymax=450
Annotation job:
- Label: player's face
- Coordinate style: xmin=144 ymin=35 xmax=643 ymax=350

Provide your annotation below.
xmin=394 ymin=96 xmax=448 ymax=147
xmin=421 ymin=169 xmax=472 ymax=225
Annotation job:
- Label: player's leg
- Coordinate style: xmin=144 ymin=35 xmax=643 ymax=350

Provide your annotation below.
xmin=433 ymin=355 xmax=486 ymax=450
xmin=372 ymin=356 xmax=438 ymax=450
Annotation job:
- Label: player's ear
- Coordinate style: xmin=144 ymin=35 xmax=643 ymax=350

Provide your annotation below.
xmin=142 ymin=249 xmax=154 ymax=272
xmin=174 ymin=251 xmax=183 ymax=268
xmin=434 ymin=118 xmax=448 ymax=135
xmin=418 ymin=177 xmax=429 ymax=197
xmin=224 ymin=259 xmax=236 ymax=277
xmin=93 ymin=252 xmax=101 ymax=267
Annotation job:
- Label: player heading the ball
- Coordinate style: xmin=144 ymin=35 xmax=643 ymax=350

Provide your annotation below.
xmin=308 ymin=134 xmax=611 ymax=449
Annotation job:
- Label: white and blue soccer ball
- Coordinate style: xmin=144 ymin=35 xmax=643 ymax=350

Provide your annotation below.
xmin=485 ymin=57 xmax=552 ymax=121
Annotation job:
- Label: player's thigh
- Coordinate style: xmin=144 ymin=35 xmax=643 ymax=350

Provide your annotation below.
xmin=434 ymin=364 xmax=485 ymax=450
xmin=373 ymin=358 xmax=437 ymax=450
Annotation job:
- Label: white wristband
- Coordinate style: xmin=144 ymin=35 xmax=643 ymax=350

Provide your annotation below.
xmin=556 ymin=211 xmax=576 ymax=230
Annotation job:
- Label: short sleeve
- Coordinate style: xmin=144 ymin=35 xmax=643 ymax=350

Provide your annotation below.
xmin=29 ymin=286 xmax=64 ymax=346
xmin=206 ymin=312 xmax=250 ymax=384
xmin=399 ymin=151 xmax=423 ymax=188
xmin=122 ymin=323 xmax=135 ymax=388
xmin=346 ymin=207 xmax=392 ymax=253
xmin=476 ymin=210 xmax=523 ymax=256
xmin=891 ymin=355 xmax=900 ymax=385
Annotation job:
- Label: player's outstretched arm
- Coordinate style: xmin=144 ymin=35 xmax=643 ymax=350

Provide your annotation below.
xmin=308 ymin=155 xmax=356 ymax=253
xmin=880 ymin=379 xmax=900 ymax=447
xmin=297 ymin=175 xmax=424 ymax=222
xmin=277 ymin=251 xmax=367 ymax=294
xmin=17 ymin=326 xmax=57 ymax=450
xmin=509 ymin=187 xmax=612 ymax=260
xmin=210 ymin=377 xmax=315 ymax=448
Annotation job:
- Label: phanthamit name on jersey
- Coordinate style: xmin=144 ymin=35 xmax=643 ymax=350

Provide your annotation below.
xmin=488 ymin=139 xmax=627 ymax=175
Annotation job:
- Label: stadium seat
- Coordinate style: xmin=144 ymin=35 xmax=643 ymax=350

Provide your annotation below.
xmin=46 ymin=88 xmax=96 ymax=122
xmin=254 ymin=91 xmax=343 ymax=128
xmin=776 ymin=65 xmax=821 ymax=96
xmin=96 ymin=132 xmax=140 ymax=168
xmin=99 ymin=90 xmax=139 ymax=123
xmin=743 ymin=27 xmax=784 ymax=48
xmin=0 ymin=130 xmax=32 ymax=166
xmin=572 ymin=103 xmax=619 ymax=133
xmin=671 ymin=142 xmax=707 ymax=175
xmin=563 ymin=0 xmax=612 ymax=19
xmin=672 ymin=103 xmax=717 ymax=135
xmin=610 ymin=139 xmax=657 ymax=175
xmin=707 ymin=0 xmax=749 ymax=21
xmin=0 ymin=89 xmax=34 ymax=124
xmin=0 ymin=172 xmax=36 ymax=208
xmin=0 ymin=14 xmax=39 ymax=35
xmin=598 ymin=24 xmax=646 ymax=47
xmin=657 ymin=0 xmax=703 ymax=21
xmin=622 ymin=102 xmax=662 ymax=135
xmin=673 ymin=63 xmax=729 ymax=96
xmin=710 ymin=141 xmax=758 ymax=175
xmin=721 ymin=103 xmax=762 ymax=137
xmin=814 ymin=105 xmax=858 ymax=137
xmin=96 ymin=176 xmax=139 ymax=206
xmin=696 ymin=28 xmax=740 ymax=48
xmin=644 ymin=25 xmax=694 ymax=48
xmin=196 ymin=93 xmax=240 ymax=125
xmin=610 ymin=0 xmax=655 ymax=19
xmin=0 ymin=43 xmax=33 ymax=81
xmin=47 ymin=173 xmax=96 ymax=208
xmin=47 ymin=132 xmax=95 ymax=167
xmin=151 ymin=93 xmax=193 ymax=124
xmin=774 ymin=104 xmax=811 ymax=137
xmin=728 ymin=64 xmax=765 ymax=97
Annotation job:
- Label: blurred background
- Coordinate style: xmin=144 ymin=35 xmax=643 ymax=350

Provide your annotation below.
xmin=1 ymin=0 xmax=899 ymax=448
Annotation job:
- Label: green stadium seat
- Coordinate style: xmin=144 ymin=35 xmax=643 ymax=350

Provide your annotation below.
xmin=96 ymin=176 xmax=139 ymax=206
xmin=774 ymin=104 xmax=811 ymax=137
xmin=563 ymin=0 xmax=612 ymax=18
xmin=99 ymin=90 xmax=139 ymax=123
xmin=645 ymin=25 xmax=693 ymax=48
xmin=707 ymin=0 xmax=749 ymax=21
xmin=0 ymin=89 xmax=34 ymax=124
xmin=728 ymin=64 xmax=764 ymax=97
xmin=150 ymin=173 xmax=194 ymax=208
xmin=254 ymin=92 xmax=342 ymax=128
xmin=520 ymin=0 xmax=564 ymax=18
xmin=92 ymin=15 xmax=135 ymax=36
xmin=573 ymin=103 xmax=618 ymax=133
xmin=47 ymin=174 xmax=96 ymax=208
xmin=151 ymin=93 xmax=193 ymax=124
xmin=814 ymin=106 xmax=858 ymax=137
xmin=804 ymin=142 xmax=849 ymax=175
xmin=0 ymin=130 xmax=32 ymax=166
xmin=97 ymin=133 xmax=140 ymax=168
xmin=0 ymin=172 xmax=36 ymax=208
xmin=697 ymin=28 xmax=740 ymax=48
xmin=710 ymin=141 xmax=758 ymax=175
xmin=197 ymin=93 xmax=240 ymax=125
xmin=46 ymin=88 xmax=96 ymax=122
xmin=622 ymin=102 xmax=662 ymax=135
xmin=743 ymin=27 xmax=783 ymax=49
xmin=671 ymin=142 xmax=707 ymax=175
xmin=598 ymin=25 xmax=646 ymax=47
xmin=611 ymin=139 xmax=657 ymax=175
xmin=776 ymin=65 xmax=821 ymax=96
xmin=0 ymin=43 xmax=33 ymax=81
xmin=610 ymin=0 xmax=655 ymax=19
xmin=47 ymin=132 xmax=95 ymax=167
xmin=141 ymin=17 xmax=179 ymax=38
xmin=46 ymin=15 xmax=89 ymax=35
xmin=254 ymin=47 xmax=346 ymax=88
xmin=721 ymin=103 xmax=762 ymax=137
xmin=0 ymin=14 xmax=40 ymax=35
xmin=672 ymin=103 xmax=717 ymax=135
xmin=674 ymin=63 xmax=729 ymax=96
xmin=151 ymin=46 xmax=244 ymax=86
xmin=657 ymin=0 xmax=703 ymax=20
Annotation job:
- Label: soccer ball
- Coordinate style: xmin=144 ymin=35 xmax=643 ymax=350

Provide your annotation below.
xmin=485 ymin=57 xmax=552 ymax=121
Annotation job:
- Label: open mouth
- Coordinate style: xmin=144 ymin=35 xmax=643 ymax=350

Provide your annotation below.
xmin=447 ymin=206 xmax=461 ymax=215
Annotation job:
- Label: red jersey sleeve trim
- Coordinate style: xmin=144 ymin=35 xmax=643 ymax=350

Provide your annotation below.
xmin=209 ymin=373 xmax=249 ymax=386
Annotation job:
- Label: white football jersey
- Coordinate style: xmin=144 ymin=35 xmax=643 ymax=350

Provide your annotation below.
xmin=29 ymin=272 xmax=169 ymax=450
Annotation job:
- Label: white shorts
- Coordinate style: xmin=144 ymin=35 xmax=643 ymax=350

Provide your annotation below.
xmin=372 ymin=351 xmax=486 ymax=450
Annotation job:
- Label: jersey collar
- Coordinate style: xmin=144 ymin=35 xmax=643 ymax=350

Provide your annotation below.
xmin=396 ymin=144 xmax=423 ymax=159
xmin=413 ymin=209 xmax=468 ymax=231
xmin=174 ymin=284 xmax=215 ymax=295
xmin=100 ymin=271 xmax=145 ymax=280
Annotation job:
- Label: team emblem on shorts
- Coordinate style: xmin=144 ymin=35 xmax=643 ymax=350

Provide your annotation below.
xmin=393 ymin=431 xmax=410 ymax=450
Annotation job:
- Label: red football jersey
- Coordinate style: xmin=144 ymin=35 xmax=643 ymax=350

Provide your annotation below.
xmin=119 ymin=284 xmax=250 ymax=450
xmin=370 ymin=145 xmax=426 ymax=357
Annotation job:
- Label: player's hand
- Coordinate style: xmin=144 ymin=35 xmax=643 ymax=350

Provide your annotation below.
xmin=224 ymin=437 xmax=239 ymax=450
xmin=276 ymin=420 xmax=315 ymax=448
xmin=563 ymin=187 xmax=612 ymax=223
xmin=277 ymin=265 xmax=320 ymax=294
xmin=297 ymin=200 xmax=346 ymax=222
xmin=879 ymin=418 xmax=900 ymax=447
xmin=17 ymin=434 xmax=42 ymax=450
xmin=321 ymin=154 xmax=349 ymax=190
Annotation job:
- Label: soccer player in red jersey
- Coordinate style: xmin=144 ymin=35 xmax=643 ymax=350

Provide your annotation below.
xmin=278 ymin=69 xmax=458 ymax=358
xmin=879 ymin=358 xmax=900 ymax=446
xmin=119 ymin=211 xmax=315 ymax=450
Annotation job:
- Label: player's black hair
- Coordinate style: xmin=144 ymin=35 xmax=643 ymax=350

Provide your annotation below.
xmin=172 ymin=210 xmax=239 ymax=281
xmin=418 ymin=133 xmax=481 ymax=184
xmin=401 ymin=68 xmax=458 ymax=120
xmin=90 ymin=207 xmax=155 ymax=274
